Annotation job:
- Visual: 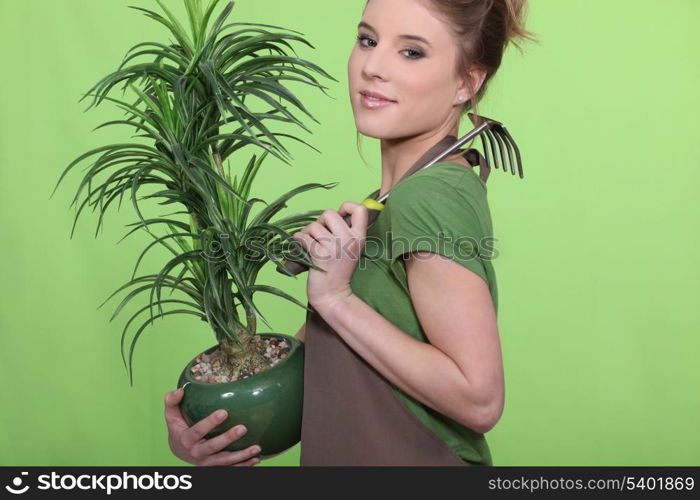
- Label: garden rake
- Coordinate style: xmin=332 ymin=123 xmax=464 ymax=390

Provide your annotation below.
xmin=278 ymin=112 xmax=524 ymax=276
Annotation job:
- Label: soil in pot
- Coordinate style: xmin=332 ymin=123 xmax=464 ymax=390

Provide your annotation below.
xmin=190 ymin=335 xmax=291 ymax=383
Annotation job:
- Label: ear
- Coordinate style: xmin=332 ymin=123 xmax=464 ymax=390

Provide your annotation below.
xmin=455 ymin=64 xmax=488 ymax=104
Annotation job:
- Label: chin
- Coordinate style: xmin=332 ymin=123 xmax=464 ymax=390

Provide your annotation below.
xmin=356 ymin=126 xmax=386 ymax=139
xmin=353 ymin=115 xmax=396 ymax=139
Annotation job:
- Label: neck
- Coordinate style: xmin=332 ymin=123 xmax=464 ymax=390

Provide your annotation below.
xmin=378 ymin=121 xmax=463 ymax=197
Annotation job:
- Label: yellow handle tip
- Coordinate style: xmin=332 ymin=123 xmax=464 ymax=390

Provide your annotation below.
xmin=361 ymin=198 xmax=385 ymax=211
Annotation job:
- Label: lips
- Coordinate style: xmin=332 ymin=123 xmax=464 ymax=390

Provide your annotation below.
xmin=360 ymin=90 xmax=396 ymax=102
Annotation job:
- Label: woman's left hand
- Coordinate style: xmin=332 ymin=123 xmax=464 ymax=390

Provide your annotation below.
xmin=292 ymin=201 xmax=368 ymax=310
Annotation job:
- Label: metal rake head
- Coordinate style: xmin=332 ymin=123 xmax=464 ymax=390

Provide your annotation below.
xmin=468 ymin=112 xmax=524 ymax=178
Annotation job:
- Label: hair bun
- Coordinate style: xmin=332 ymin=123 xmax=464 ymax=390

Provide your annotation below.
xmin=500 ymin=0 xmax=539 ymax=52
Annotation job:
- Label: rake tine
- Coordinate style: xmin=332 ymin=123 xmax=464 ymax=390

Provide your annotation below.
xmin=483 ymin=128 xmax=501 ymax=172
xmin=479 ymin=133 xmax=493 ymax=172
xmin=488 ymin=128 xmax=508 ymax=175
xmin=493 ymin=125 xmax=516 ymax=176
xmin=497 ymin=124 xmax=524 ymax=178
xmin=469 ymin=113 xmax=495 ymax=173
xmin=467 ymin=112 xmax=524 ymax=178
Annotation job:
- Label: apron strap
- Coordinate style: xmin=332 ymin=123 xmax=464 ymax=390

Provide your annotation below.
xmin=364 ymin=135 xmax=491 ymax=227
xmin=392 ymin=135 xmax=459 ymax=186
xmin=463 ymin=147 xmax=491 ymax=183
xmin=388 ymin=134 xmax=491 ymax=190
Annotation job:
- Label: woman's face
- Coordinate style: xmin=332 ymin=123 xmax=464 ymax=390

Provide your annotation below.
xmin=348 ymin=0 xmax=469 ymax=140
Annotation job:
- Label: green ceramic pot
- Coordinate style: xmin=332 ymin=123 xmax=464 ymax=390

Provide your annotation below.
xmin=177 ymin=333 xmax=304 ymax=459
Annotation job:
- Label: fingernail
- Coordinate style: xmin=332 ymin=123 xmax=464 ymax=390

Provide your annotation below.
xmin=216 ymin=410 xmax=227 ymax=419
xmin=252 ymin=445 xmax=261 ymax=454
xmin=236 ymin=425 xmax=247 ymax=437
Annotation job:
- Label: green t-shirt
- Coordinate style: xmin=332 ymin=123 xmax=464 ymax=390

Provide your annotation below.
xmin=349 ymin=161 xmax=498 ymax=466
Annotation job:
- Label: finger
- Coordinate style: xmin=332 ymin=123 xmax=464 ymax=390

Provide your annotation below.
xmin=305 ymin=220 xmax=333 ymax=242
xmin=339 ymin=201 xmax=368 ymax=236
xmin=164 ymin=389 xmax=187 ymax=431
xmin=317 ymin=209 xmax=349 ymax=235
xmin=337 ymin=200 xmax=360 ymax=217
xmin=180 ymin=408 xmax=230 ymax=450
xmin=191 ymin=423 xmax=249 ymax=458
xmin=231 ymin=457 xmax=261 ymax=467
xmin=304 ymin=222 xmax=334 ymax=258
xmin=199 ymin=444 xmax=262 ymax=467
xmin=292 ymin=231 xmax=327 ymax=266
xmin=292 ymin=231 xmax=312 ymax=251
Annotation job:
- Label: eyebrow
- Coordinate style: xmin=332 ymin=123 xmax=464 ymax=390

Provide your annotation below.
xmin=357 ymin=21 xmax=433 ymax=48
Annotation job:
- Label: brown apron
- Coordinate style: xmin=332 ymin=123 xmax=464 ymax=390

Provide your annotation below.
xmin=299 ymin=136 xmax=489 ymax=466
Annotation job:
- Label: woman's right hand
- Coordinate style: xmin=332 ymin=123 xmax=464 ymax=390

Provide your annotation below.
xmin=164 ymin=388 xmax=262 ymax=466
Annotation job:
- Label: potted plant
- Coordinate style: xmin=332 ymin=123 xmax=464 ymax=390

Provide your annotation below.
xmin=51 ymin=0 xmax=337 ymax=458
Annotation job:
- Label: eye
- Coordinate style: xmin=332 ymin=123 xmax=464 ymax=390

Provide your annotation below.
xmin=401 ymin=48 xmax=424 ymax=60
xmin=356 ymin=34 xmax=376 ymax=48
xmin=356 ymin=34 xmax=424 ymax=60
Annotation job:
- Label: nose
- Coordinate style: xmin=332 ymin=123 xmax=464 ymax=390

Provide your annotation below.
xmin=360 ymin=44 xmax=389 ymax=81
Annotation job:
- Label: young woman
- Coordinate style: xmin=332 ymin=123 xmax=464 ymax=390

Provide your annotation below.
xmin=164 ymin=0 xmax=535 ymax=466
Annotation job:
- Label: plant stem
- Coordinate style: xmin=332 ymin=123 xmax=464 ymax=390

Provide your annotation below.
xmin=212 ymin=146 xmax=226 ymax=179
xmin=246 ymin=307 xmax=257 ymax=338
xmin=189 ymin=211 xmax=201 ymax=233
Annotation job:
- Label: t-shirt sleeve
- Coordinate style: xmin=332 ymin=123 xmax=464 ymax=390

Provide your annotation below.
xmin=386 ymin=174 xmax=488 ymax=295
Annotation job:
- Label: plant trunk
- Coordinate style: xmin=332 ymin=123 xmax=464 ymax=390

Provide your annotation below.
xmin=215 ymin=304 xmax=267 ymax=380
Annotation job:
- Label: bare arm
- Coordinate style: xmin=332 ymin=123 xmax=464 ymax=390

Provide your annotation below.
xmin=311 ymin=253 xmax=503 ymax=434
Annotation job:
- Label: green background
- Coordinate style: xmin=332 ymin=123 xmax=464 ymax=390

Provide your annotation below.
xmin=0 ymin=0 xmax=698 ymax=466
